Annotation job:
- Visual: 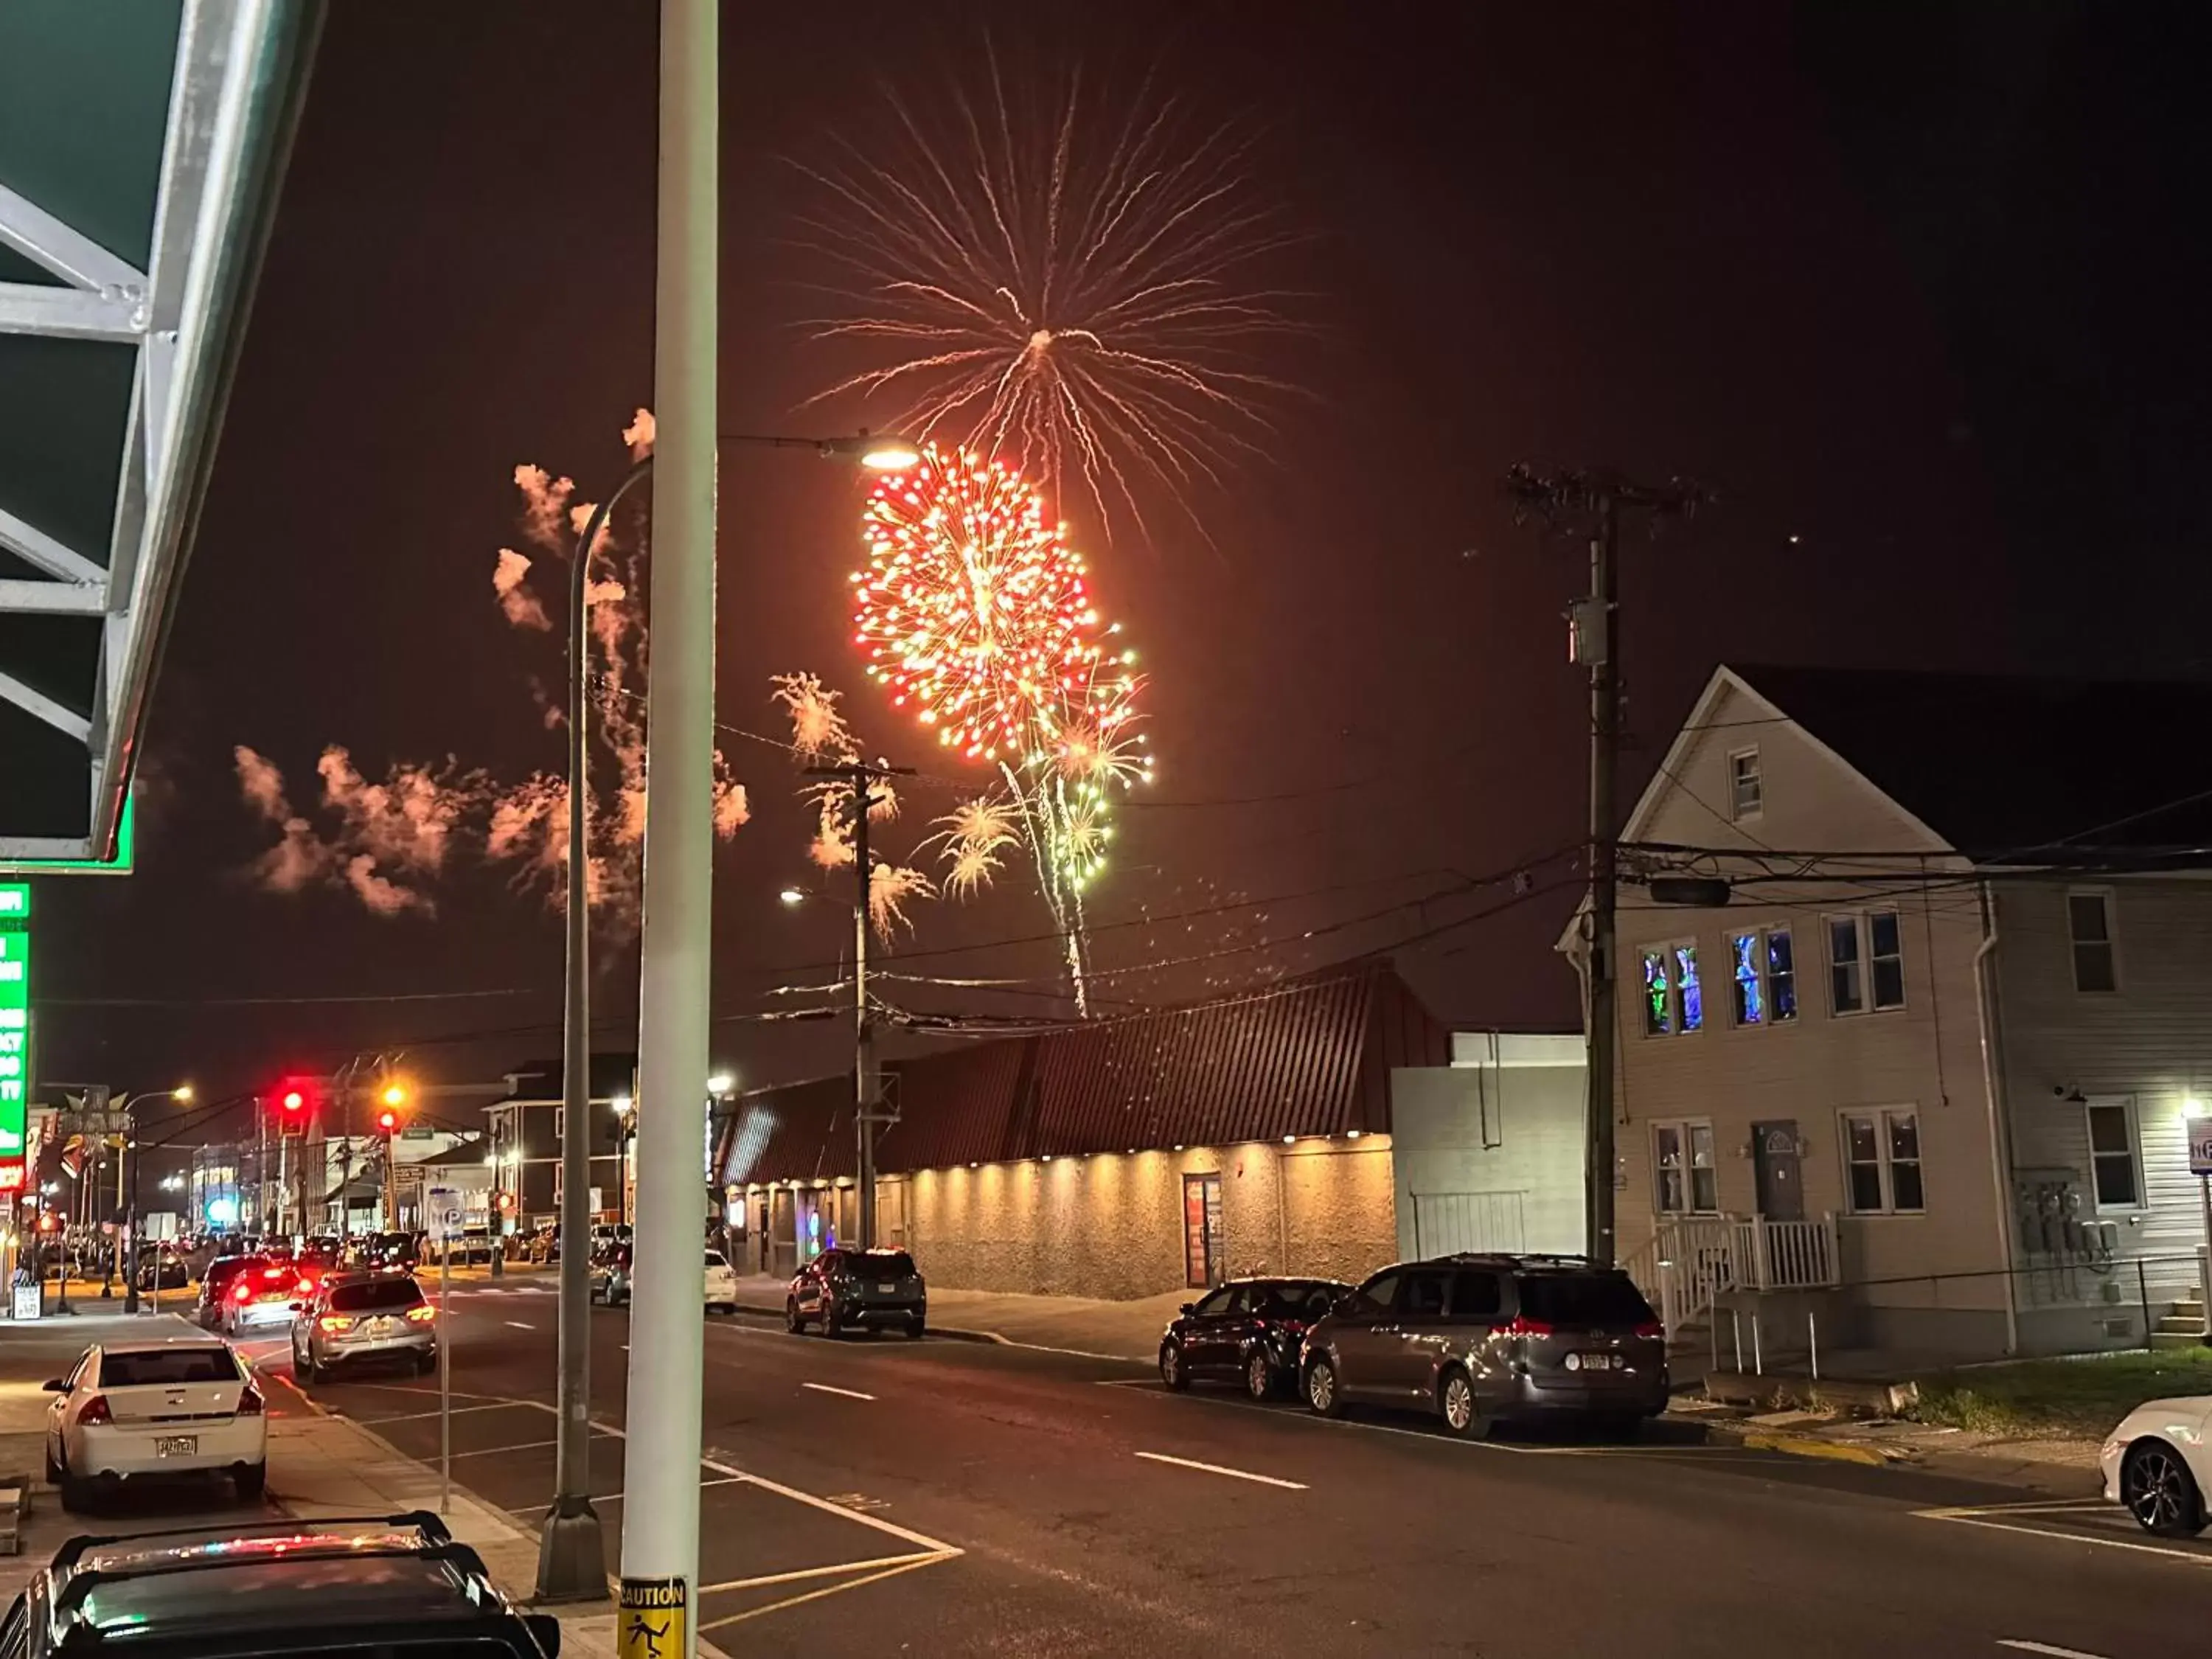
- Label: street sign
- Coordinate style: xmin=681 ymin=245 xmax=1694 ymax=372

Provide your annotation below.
xmin=11 ymin=1283 xmax=38 ymax=1322
xmin=428 ymin=1184 xmax=462 ymax=1241
xmin=2190 ymin=1119 xmax=2212 ymax=1178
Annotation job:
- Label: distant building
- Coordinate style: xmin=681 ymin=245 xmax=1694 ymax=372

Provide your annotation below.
xmin=714 ymin=961 xmax=1585 ymax=1298
xmin=1567 ymin=664 xmax=2212 ymax=1363
xmin=485 ymin=1054 xmax=638 ymax=1232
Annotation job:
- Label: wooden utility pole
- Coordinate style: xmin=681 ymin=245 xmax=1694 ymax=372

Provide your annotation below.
xmin=1506 ymin=465 xmax=1707 ymax=1268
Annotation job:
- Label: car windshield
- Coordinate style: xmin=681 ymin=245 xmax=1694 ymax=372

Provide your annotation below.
xmin=330 ymin=1279 xmax=425 ymax=1312
xmin=100 ymin=1349 xmax=242 ymax=1387
xmin=204 ymin=1258 xmax=251 ymax=1287
xmin=1515 ymin=1272 xmax=1656 ymax=1329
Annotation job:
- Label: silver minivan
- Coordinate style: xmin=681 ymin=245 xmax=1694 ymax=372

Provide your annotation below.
xmin=1301 ymin=1254 xmax=1669 ymax=1437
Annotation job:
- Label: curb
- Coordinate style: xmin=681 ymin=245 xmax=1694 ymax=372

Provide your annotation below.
xmin=1737 ymin=1430 xmax=1890 ymax=1467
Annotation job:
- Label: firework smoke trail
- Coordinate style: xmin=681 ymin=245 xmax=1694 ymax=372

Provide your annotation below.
xmin=234 ymin=413 xmax=751 ymax=927
xmin=846 ymin=447 xmax=1152 ymax=1012
xmin=792 ymin=49 xmax=1302 ymax=546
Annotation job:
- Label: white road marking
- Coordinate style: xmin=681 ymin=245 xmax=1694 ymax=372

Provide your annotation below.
xmin=504 ymin=1321 xmax=536 ymax=1330
xmin=1999 ymin=1642 xmax=2113 ymax=1659
xmin=1133 ymin=1450 xmax=1307 ymax=1490
xmin=448 ymin=1439 xmax=560 ymax=1458
xmin=801 ymin=1382 xmax=876 ymax=1402
xmin=359 ymin=1401 xmax=536 ymax=1425
xmin=1918 ymin=1506 xmax=2212 ymax=1568
xmin=696 ymin=1551 xmax=943 ymax=1597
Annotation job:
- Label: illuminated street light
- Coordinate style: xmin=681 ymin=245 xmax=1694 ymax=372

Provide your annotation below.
xmin=707 ymin=1074 xmax=734 ymax=1096
xmin=778 ymin=886 xmax=806 ymax=906
xmin=381 ymin=1082 xmax=407 ymax=1108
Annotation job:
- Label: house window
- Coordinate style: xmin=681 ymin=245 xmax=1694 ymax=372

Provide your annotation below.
xmin=2087 ymin=1099 xmax=2141 ymax=1209
xmin=1652 ymin=1120 xmax=1719 ymax=1214
xmin=1640 ymin=943 xmax=1703 ymax=1037
xmin=2068 ymin=891 xmax=2117 ymax=993
xmin=553 ymin=1107 xmax=566 ymax=1144
xmin=1728 ymin=748 xmax=1763 ymax=818
xmin=1729 ymin=927 xmax=1798 ymax=1026
xmin=1828 ymin=911 xmax=1904 ymax=1015
xmin=1841 ymin=1108 xmax=1923 ymax=1214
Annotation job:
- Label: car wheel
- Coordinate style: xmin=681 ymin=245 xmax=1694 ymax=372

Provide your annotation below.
xmin=905 ymin=1318 xmax=925 ymax=1340
xmin=416 ymin=1350 xmax=438 ymax=1377
xmin=822 ymin=1306 xmax=843 ymax=1340
xmin=1245 ymin=1349 xmax=1276 ymax=1402
xmin=1305 ymin=1354 xmax=1345 ymax=1418
xmin=1159 ymin=1340 xmax=1189 ymax=1391
xmin=2123 ymin=1440 xmax=2207 ymax=1537
xmin=785 ymin=1298 xmax=805 ymax=1335
xmin=235 ymin=1461 xmax=267 ymax=1501
xmin=1438 ymin=1368 xmax=1491 ymax=1440
xmin=44 ymin=1440 xmax=61 ymax=1486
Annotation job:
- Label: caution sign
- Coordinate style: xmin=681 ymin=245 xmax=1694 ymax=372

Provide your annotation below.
xmin=618 ymin=1576 xmax=688 ymax=1659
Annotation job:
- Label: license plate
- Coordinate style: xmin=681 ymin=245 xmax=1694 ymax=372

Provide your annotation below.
xmin=372 ymin=1318 xmax=397 ymax=1335
xmin=876 ymin=1282 xmax=896 ymax=1294
xmin=156 ymin=1436 xmax=198 ymax=1457
xmin=1569 ymin=1352 xmax=1618 ymax=1371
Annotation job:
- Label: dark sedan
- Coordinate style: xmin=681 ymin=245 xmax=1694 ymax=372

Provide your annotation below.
xmin=1160 ymin=1277 xmax=1350 ymax=1399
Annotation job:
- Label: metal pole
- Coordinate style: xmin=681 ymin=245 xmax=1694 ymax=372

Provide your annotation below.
xmin=621 ymin=3 xmax=717 ymax=1646
xmin=123 ymin=1115 xmax=140 ymax=1315
xmin=1808 ymin=1310 xmax=1819 ymax=1382
xmin=852 ymin=779 xmax=877 ymax=1251
xmin=1585 ymin=498 xmax=1619 ymax=1268
xmin=2138 ymin=1258 xmax=2152 ymax=1346
xmin=439 ymin=1242 xmax=452 ymax=1514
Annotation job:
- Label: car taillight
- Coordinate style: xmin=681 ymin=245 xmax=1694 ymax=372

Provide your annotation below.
xmin=1632 ymin=1321 xmax=1665 ymax=1340
xmin=318 ymin=1315 xmax=356 ymax=1333
xmin=77 ymin=1394 xmax=111 ymax=1427
xmin=406 ymin=1305 xmax=437 ymax=1323
xmin=1500 ymin=1315 xmax=1554 ymax=1337
xmin=236 ymin=1383 xmax=264 ymax=1416
xmin=233 ymin=1281 xmax=254 ymax=1302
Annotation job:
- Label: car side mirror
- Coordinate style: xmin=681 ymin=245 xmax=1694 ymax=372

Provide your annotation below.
xmin=1179 ymin=1302 xmax=1195 ymax=1316
xmin=41 ymin=1377 xmax=67 ymax=1393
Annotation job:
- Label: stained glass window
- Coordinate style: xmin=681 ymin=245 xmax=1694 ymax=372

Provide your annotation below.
xmin=1675 ymin=945 xmax=1703 ymax=1032
xmin=1731 ymin=933 xmax=1764 ymax=1026
xmin=1642 ymin=951 xmax=1672 ymax=1036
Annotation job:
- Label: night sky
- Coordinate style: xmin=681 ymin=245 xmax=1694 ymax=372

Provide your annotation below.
xmin=29 ymin=1 xmax=2212 ymax=1150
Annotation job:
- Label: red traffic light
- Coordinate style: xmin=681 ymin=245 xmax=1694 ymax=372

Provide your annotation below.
xmin=376 ymin=1110 xmax=398 ymax=1134
xmin=281 ymin=1090 xmax=305 ymax=1113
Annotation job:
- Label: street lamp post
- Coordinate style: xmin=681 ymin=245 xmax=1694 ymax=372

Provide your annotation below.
xmin=121 ymin=1085 xmax=192 ymax=1315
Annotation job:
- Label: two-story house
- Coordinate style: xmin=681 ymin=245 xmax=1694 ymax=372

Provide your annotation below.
xmin=1562 ymin=664 xmax=2212 ymax=1363
xmin=487 ymin=1054 xmax=639 ymax=1231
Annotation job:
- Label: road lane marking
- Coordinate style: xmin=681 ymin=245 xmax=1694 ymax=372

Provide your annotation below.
xmin=697 ymin=1551 xmax=944 ymax=1597
xmin=2000 ymin=1643 xmax=2113 ymax=1659
xmin=801 ymin=1382 xmax=876 ymax=1402
xmin=698 ymin=1554 xmax=953 ymax=1632
xmin=1917 ymin=1506 xmax=2212 ymax=1567
xmin=1134 ymin=1450 xmax=1307 ymax=1490
xmin=504 ymin=1475 xmax=748 ymax=1520
xmin=505 ymin=1321 xmax=537 ymax=1329
xmin=449 ymin=1439 xmax=560 ymax=1458
xmin=358 ymin=1402 xmax=538 ymax=1425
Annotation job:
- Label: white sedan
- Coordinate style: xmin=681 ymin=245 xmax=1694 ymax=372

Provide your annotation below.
xmin=44 ymin=1335 xmax=268 ymax=1511
xmin=706 ymin=1248 xmax=738 ymax=1312
xmin=2101 ymin=1395 xmax=2212 ymax=1535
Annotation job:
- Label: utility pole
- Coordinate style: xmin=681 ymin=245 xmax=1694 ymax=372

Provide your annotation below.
xmin=805 ymin=757 xmax=914 ymax=1251
xmin=1506 ymin=465 xmax=1706 ymax=1269
xmin=620 ymin=1 xmax=717 ymax=1646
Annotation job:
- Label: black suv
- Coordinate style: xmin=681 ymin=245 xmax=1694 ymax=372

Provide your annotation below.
xmin=0 ymin=1512 xmax=560 ymax=1659
xmin=1301 ymin=1254 xmax=1668 ymax=1437
xmin=1160 ymin=1277 xmax=1350 ymax=1399
xmin=786 ymin=1248 xmax=926 ymax=1338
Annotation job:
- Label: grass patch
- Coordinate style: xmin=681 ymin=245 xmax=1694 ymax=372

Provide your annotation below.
xmin=1910 ymin=1348 xmax=2212 ymax=1439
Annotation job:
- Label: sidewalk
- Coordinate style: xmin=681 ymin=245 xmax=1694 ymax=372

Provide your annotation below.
xmin=1672 ymin=1397 xmax=2107 ymax=1495
xmin=727 ymin=1274 xmax=1173 ymax=1362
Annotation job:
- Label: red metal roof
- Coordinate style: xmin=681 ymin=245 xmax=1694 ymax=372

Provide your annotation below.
xmin=715 ymin=959 xmax=1450 ymax=1183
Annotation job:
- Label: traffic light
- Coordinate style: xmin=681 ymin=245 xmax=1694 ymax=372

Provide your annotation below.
xmin=376 ymin=1108 xmax=399 ymax=1135
xmin=273 ymin=1077 xmax=317 ymax=1135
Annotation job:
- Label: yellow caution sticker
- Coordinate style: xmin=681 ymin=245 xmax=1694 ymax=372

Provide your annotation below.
xmin=618 ymin=1576 xmax=688 ymax=1659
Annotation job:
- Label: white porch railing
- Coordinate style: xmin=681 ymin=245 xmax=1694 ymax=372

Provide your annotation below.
xmin=1621 ymin=1213 xmax=1840 ymax=1332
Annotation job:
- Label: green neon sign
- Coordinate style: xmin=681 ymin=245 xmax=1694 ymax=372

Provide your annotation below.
xmin=0 ymin=883 xmax=27 ymax=1161
xmin=0 ymin=796 xmax=135 ymax=877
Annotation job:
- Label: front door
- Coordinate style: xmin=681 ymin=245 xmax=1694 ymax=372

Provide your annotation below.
xmin=1752 ymin=1120 xmax=1804 ymax=1222
xmin=1182 ymin=1174 xmax=1225 ymax=1288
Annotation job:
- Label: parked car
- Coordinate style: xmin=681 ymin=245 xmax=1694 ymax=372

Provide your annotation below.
xmin=588 ymin=1242 xmax=632 ymax=1307
xmin=220 ymin=1256 xmax=310 ymax=1335
xmin=1160 ymin=1277 xmax=1351 ymax=1399
xmin=1300 ymin=1254 xmax=1669 ymax=1438
xmin=42 ymin=1336 xmax=266 ymax=1510
xmin=704 ymin=1248 xmax=737 ymax=1312
xmin=786 ymin=1248 xmax=926 ymax=1338
xmin=2101 ymin=1396 xmax=2212 ymax=1535
xmin=428 ymin=1227 xmax=496 ymax=1266
xmin=0 ymin=1512 xmax=562 ymax=1659
xmin=293 ymin=1271 xmax=439 ymax=1382
xmin=131 ymin=1248 xmax=191 ymax=1292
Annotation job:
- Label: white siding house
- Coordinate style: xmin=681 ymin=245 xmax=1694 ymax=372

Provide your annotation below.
xmin=1563 ymin=664 xmax=2212 ymax=1363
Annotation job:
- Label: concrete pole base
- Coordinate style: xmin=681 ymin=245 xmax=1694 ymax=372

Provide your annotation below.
xmin=535 ymin=1498 xmax=608 ymax=1602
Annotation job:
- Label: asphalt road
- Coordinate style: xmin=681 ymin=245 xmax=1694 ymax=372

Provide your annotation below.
xmin=198 ymin=1283 xmax=2212 ymax=1658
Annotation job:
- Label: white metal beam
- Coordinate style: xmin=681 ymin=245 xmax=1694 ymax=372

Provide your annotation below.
xmin=0 ymin=504 xmax=103 ymax=585
xmin=0 ymin=281 xmax=142 ymax=341
xmin=0 ymin=579 xmax=105 ymax=614
xmin=0 ymin=181 xmax=146 ymax=297
xmin=0 ymin=667 xmax=91 ymax=744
